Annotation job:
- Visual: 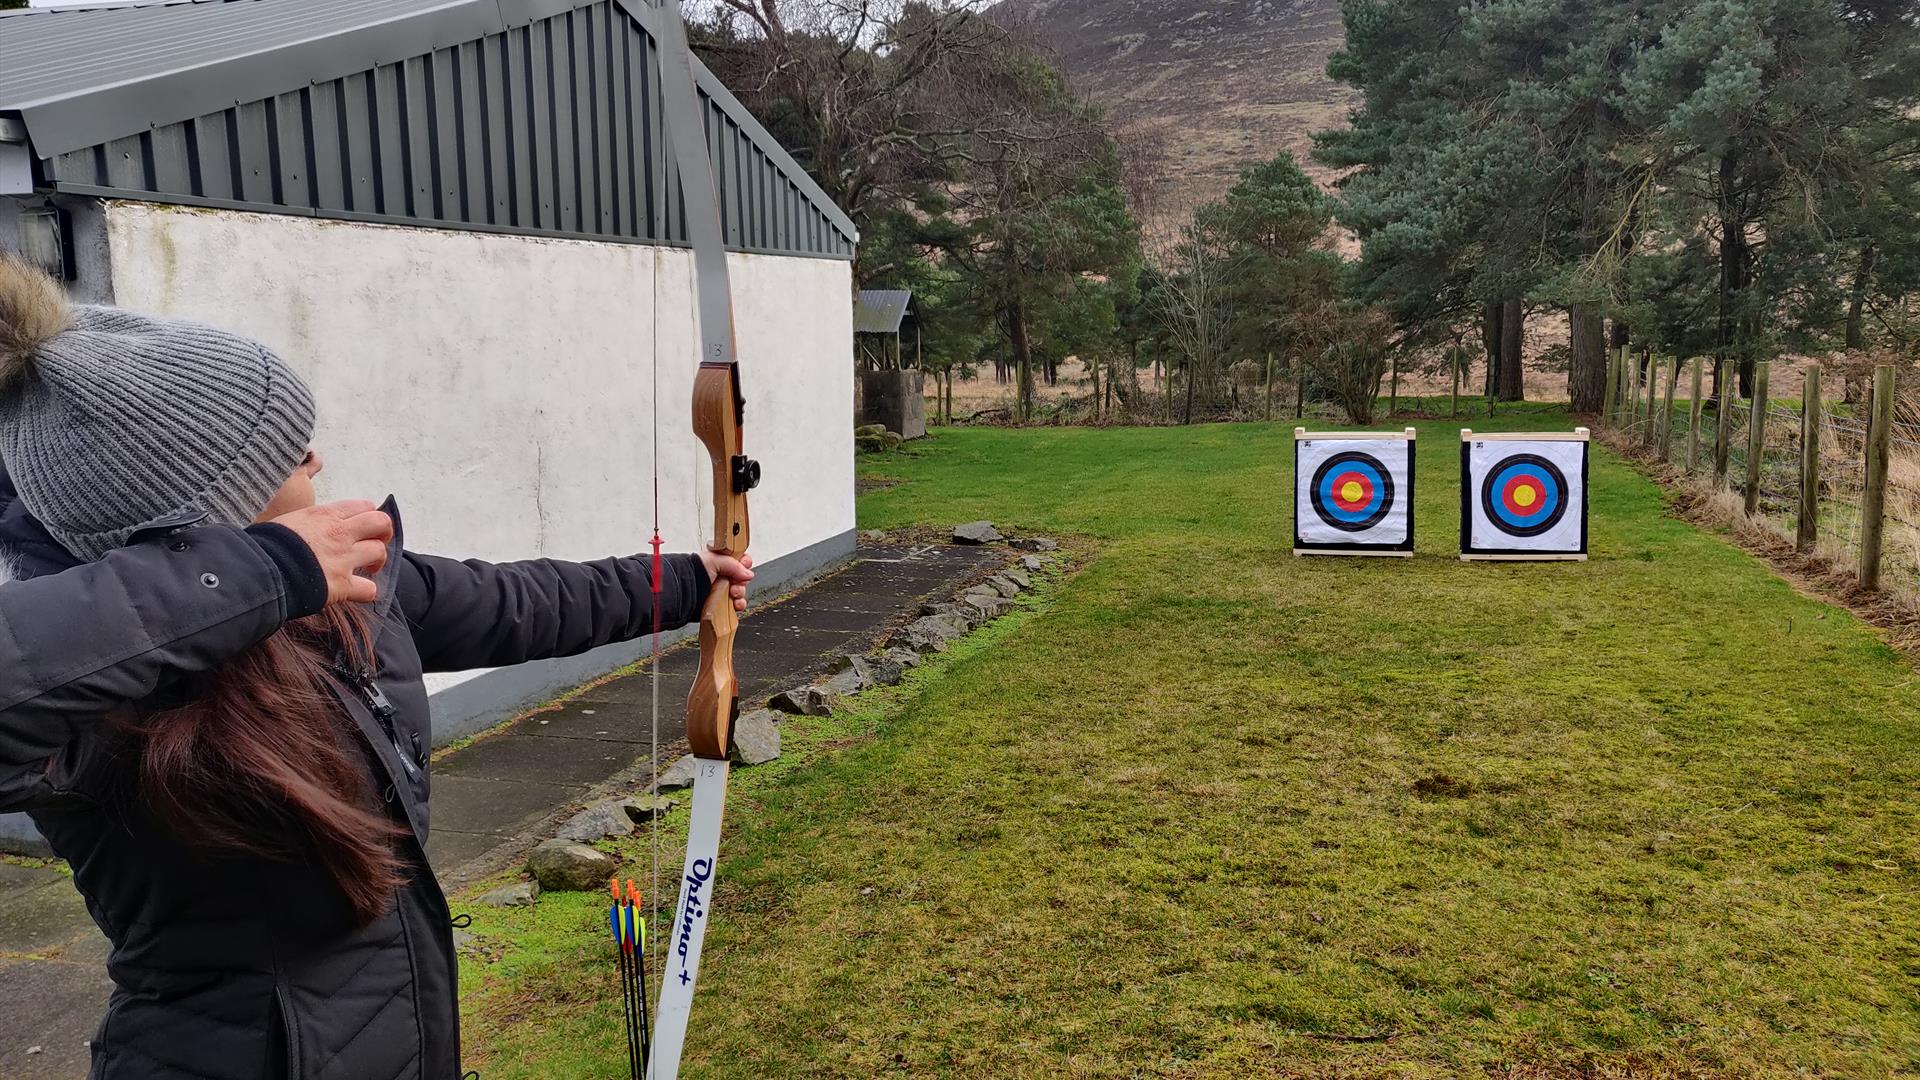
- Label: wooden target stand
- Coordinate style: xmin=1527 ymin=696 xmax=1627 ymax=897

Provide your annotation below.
xmin=1294 ymin=427 xmax=1417 ymax=557
xmin=1458 ymin=428 xmax=1589 ymax=562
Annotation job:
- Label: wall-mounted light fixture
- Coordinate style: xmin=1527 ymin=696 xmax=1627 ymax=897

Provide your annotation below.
xmin=18 ymin=206 xmax=75 ymax=281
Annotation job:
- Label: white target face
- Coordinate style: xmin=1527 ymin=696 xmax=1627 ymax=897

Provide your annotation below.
xmin=1463 ymin=439 xmax=1588 ymax=554
xmin=1295 ymin=437 xmax=1413 ymax=549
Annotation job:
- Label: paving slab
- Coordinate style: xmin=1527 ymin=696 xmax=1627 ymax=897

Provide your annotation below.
xmin=516 ymin=699 xmax=659 ymax=743
xmin=569 ymin=671 xmax=697 ymax=708
xmin=430 ymin=775 xmax=579 ymax=836
xmin=0 ymin=873 xmax=97 ymax=956
xmin=0 ymin=862 xmax=62 ymax=892
xmin=425 ymin=830 xmax=510 ymax=872
xmin=0 ymin=958 xmax=111 ymax=1080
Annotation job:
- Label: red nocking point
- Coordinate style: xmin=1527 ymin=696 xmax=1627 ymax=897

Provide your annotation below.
xmin=648 ymin=532 xmax=665 ymax=594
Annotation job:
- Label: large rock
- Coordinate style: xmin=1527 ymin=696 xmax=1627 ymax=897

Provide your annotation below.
xmin=883 ymin=646 xmax=923 ymax=670
xmin=527 ymin=840 xmax=617 ymax=893
xmin=860 ymin=529 xmax=889 ymax=543
xmin=919 ymin=601 xmax=981 ymax=628
xmin=985 ymin=574 xmax=1023 ymax=599
xmin=626 ymin=793 xmax=676 ymax=821
xmin=769 ymin=685 xmax=838 ymax=716
xmin=730 ymin=709 xmax=781 ymax=766
xmin=962 ymin=593 xmax=1012 ymax=619
xmin=557 ymin=797 xmax=646 ymax=842
xmin=848 ymin=652 xmax=906 ymax=687
xmin=653 ymin=755 xmax=699 ymax=792
xmin=475 ymin=880 xmax=541 ymax=908
xmin=1001 ymin=567 xmax=1031 ymax=589
xmin=1019 ymin=555 xmax=1046 ymax=572
xmin=1009 ymin=536 xmax=1058 ymax=552
xmin=952 ymin=521 xmax=1003 ymax=544
xmin=825 ymin=665 xmax=871 ymax=696
xmin=898 ymin=615 xmax=965 ymax=652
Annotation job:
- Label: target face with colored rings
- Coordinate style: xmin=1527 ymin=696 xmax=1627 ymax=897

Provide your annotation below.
xmin=1310 ymin=451 xmax=1394 ymax=532
xmin=1480 ymin=454 xmax=1568 ymax=537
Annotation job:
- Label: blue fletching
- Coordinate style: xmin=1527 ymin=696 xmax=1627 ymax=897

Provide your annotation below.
xmin=610 ymin=905 xmax=623 ymax=946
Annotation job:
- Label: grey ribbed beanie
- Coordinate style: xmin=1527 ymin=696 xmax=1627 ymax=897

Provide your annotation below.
xmin=0 ymin=256 xmax=316 ymax=562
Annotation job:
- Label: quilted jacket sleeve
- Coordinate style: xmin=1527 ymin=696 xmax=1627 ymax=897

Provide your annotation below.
xmin=394 ymin=550 xmax=711 ymax=674
xmin=0 ymin=525 xmax=312 ymax=781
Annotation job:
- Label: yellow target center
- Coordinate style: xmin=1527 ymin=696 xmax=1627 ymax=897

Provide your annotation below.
xmin=1340 ymin=481 xmax=1364 ymax=503
xmin=1514 ymin=486 xmax=1537 ymax=508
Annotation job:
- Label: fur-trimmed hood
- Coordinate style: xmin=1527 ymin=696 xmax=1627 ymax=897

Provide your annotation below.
xmin=0 ymin=463 xmax=74 ymax=583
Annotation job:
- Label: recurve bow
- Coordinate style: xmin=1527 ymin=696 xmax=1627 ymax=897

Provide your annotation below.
xmin=647 ymin=0 xmax=760 ymax=1075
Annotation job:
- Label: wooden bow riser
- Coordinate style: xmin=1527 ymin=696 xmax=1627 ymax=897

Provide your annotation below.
xmin=688 ymin=360 xmax=750 ymax=759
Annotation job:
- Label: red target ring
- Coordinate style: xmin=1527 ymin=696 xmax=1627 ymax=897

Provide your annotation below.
xmin=1501 ymin=474 xmax=1546 ymax=516
xmin=1329 ymin=471 xmax=1375 ymax=513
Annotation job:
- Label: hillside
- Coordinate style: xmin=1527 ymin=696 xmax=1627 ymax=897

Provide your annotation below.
xmin=1002 ymin=0 xmax=1358 ymax=220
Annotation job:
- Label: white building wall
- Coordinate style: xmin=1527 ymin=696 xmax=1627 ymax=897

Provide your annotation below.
xmin=104 ymin=202 xmax=854 ymax=709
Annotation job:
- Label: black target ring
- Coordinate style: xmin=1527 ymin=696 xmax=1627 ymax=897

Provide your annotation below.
xmin=1310 ymin=451 xmax=1394 ymax=533
xmin=1479 ymin=453 xmax=1569 ymax=538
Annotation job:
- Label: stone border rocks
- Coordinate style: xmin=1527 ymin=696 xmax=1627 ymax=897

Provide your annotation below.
xmin=519 ymin=536 xmax=1063 ymax=895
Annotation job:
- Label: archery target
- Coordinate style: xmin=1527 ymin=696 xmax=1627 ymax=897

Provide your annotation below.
xmin=1462 ymin=438 xmax=1587 ymax=555
xmin=1294 ymin=436 xmax=1413 ymax=551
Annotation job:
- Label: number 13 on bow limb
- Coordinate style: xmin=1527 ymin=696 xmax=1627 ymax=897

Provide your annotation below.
xmin=648 ymin=0 xmax=760 ymax=1075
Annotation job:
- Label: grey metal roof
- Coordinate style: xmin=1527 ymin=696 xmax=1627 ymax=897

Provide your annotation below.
xmin=0 ymin=0 xmax=857 ymax=258
xmin=854 ymin=289 xmax=911 ymax=334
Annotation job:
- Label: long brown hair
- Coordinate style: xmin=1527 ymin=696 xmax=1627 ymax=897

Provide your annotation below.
xmin=125 ymin=604 xmax=407 ymax=924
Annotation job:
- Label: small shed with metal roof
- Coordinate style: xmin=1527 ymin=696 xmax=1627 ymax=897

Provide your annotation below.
xmin=0 ymin=0 xmax=862 ymax=832
xmin=853 ymin=288 xmax=915 ymax=369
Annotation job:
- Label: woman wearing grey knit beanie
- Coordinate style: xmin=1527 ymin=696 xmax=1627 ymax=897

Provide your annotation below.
xmin=0 ymin=254 xmax=753 ymax=1080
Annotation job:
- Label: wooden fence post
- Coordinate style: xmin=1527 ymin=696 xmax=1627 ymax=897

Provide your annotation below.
xmin=1602 ymin=347 xmax=1619 ymax=426
xmin=1859 ymin=364 xmax=1895 ymax=590
xmin=1628 ymin=349 xmax=1643 ymax=428
xmin=1621 ymin=346 xmax=1635 ymax=427
xmin=1797 ymin=365 xmax=1821 ymax=552
xmin=1743 ymin=361 xmax=1770 ymax=514
xmin=1639 ymin=352 xmax=1653 ymax=432
xmin=1713 ymin=359 xmax=1733 ymax=483
xmin=1686 ymin=357 xmax=1704 ymax=471
xmin=1644 ymin=352 xmax=1660 ymax=436
xmin=1652 ymin=356 xmax=1669 ymax=448
xmin=1658 ymin=355 xmax=1679 ymax=460
xmin=1643 ymin=353 xmax=1659 ymax=435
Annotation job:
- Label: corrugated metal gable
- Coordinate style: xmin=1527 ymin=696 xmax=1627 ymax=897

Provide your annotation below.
xmin=1 ymin=0 xmax=856 ymax=259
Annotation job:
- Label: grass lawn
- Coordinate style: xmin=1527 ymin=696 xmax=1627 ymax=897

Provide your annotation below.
xmin=459 ymin=406 xmax=1920 ymax=1078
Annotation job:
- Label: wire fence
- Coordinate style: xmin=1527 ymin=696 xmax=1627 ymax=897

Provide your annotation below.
xmin=1607 ymin=356 xmax=1919 ymax=613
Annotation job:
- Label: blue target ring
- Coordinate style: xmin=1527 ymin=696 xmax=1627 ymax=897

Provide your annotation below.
xmin=1480 ymin=454 xmax=1568 ymax=537
xmin=1310 ymin=451 xmax=1394 ymax=532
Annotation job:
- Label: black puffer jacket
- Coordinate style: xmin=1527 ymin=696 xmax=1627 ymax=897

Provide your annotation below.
xmin=0 ymin=471 xmax=707 ymax=1079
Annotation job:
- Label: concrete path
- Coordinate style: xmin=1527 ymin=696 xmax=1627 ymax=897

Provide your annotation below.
xmin=0 ymin=539 xmax=1000 ymax=1077
xmin=0 ymin=862 xmax=113 ymax=1079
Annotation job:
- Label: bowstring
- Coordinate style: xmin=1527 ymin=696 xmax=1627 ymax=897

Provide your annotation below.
xmin=648 ymin=243 xmax=663 ymax=1037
